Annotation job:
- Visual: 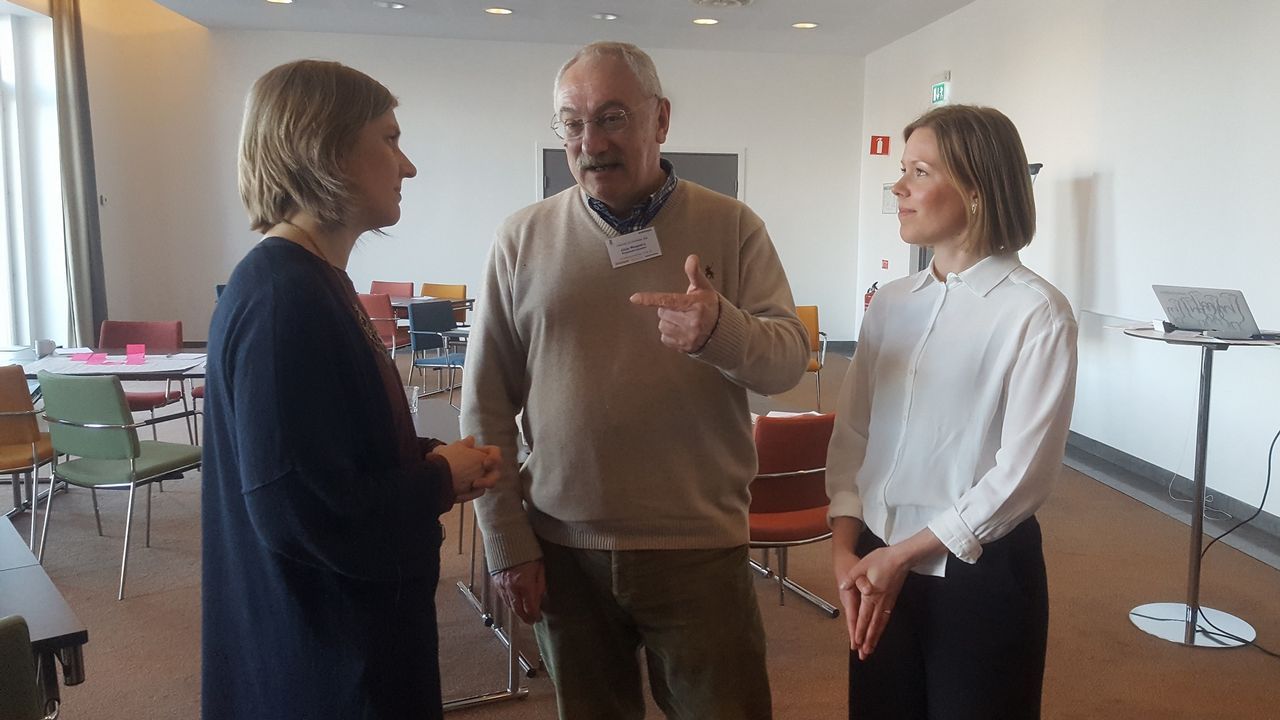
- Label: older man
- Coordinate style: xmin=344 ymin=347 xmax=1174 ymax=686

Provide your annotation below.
xmin=461 ymin=41 xmax=809 ymax=720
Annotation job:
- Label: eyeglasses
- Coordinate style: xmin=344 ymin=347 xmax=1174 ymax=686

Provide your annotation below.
xmin=551 ymin=108 xmax=634 ymax=140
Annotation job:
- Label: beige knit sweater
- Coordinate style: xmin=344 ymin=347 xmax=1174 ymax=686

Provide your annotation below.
xmin=461 ymin=181 xmax=810 ymax=572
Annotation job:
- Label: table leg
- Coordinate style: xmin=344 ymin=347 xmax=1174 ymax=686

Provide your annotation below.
xmin=1129 ymin=345 xmax=1256 ymax=647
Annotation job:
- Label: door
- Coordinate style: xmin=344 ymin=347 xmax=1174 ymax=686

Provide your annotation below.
xmin=541 ymin=149 xmax=739 ymax=200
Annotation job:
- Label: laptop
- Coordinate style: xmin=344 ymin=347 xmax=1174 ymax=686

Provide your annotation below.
xmin=1152 ymin=285 xmax=1280 ymax=340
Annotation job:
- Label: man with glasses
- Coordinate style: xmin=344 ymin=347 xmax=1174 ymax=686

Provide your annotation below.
xmin=462 ymin=41 xmax=808 ymax=720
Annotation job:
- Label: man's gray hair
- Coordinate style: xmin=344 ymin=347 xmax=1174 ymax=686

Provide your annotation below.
xmin=553 ymin=41 xmax=664 ymax=106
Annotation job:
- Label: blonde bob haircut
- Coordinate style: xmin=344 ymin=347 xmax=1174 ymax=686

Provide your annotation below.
xmin=904 ymin=105 xmax=1036 ymax=256
xmin=239 ymin=60 xmax=397 ymax=232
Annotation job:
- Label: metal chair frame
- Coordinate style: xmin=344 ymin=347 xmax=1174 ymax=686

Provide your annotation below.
xmin=0 ymin=408 xmax=53 ymax=549
xmin=39 ymin=409 xmax=201 ymax=600
xmin=405 ymin=301 xmax=465 ymax=410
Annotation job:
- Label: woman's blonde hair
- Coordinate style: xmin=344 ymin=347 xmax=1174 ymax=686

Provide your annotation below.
xmin=238 ymin=60 xmax=397 ymax=232
xmin=904 ymin=105 xmax=1036 ymax=255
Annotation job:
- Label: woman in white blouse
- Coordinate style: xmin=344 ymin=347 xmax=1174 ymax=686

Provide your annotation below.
xmin=827 ymin=105 xmax=1077 ymax=720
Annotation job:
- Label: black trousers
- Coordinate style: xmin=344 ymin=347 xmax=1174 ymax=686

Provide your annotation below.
xmin=848 ymin=517 xmax=1048 ymax=720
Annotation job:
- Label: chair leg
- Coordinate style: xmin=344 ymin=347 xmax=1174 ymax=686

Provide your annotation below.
xmin=150 ymin=409 xmax=165 ymax=493
xmin=774 ymin=546 xmax=840 ymax=618
xmin=37 ymin=477 xmax=53 ymax=563
xmin=90 ymin=488 xmax=103 ymax=536
xmin=8 ymin=471 xmax=20 ymax=514
xmin=119 ymin=483 xmax=137 ymax=600
xmin=778 ymin=547 xmax=788 ymax=606
xmin=145 ymin=482 xmax=152 ymax=548
xmin=748 ymin=548 xmax=773 ymax=578
xmin=457 ymin=500 xmax=465 ymax=555
xmin=181 ymin=392 xmax=195 ymax=445
xmin=24 ymin=472 xmax=36 ymax=550
xmin=815 ymin=370 xmax=822 ymax=409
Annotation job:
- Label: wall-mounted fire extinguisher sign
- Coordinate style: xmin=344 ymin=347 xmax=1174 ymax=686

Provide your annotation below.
xmin=864 ymin=282 xmax=879 ymax=311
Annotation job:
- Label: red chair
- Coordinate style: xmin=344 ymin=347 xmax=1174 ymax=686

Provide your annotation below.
xmin=356 ymin=293 xmax=410 ymax=357
xmin=749 ymin=413 xmax=839 ymax=617
xmin=98 ymin=321 xmax=193 ymax=443
xmin=371 ymin=281 xmax=413 ymax=322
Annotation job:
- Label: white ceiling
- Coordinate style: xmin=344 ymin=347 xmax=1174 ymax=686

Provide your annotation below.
xmin=150 ymin=0 xmax=974 ymax=57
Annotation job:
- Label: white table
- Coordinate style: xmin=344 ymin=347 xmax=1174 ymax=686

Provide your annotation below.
xmin=1123 ymin=327 xmax=1269 ymax=647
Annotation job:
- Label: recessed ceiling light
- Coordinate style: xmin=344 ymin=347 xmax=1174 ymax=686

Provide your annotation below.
xmin=592 ymin=12 xmax=619 ymax=20
xmin=266 ymin=0 xmax=293 ymax=5
xmin=484 ymin=7 xmax=513 ymax=14
xmin=692 ymin=18 xmax=719 ymax=25
xmin=373 ymin=0 xmax=406 ymax=7
xmin=792 ymin=22 xmax=818 ymax=29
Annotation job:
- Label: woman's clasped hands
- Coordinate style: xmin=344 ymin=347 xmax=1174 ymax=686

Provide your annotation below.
xmin=835 ymin=545 xmax=912 ymax=661
xmin=432 ymin=436 xmax=501 ymax=502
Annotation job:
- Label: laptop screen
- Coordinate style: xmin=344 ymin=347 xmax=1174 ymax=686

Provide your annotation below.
xmin=1151 ymin=285 xmax=1261 ymax=340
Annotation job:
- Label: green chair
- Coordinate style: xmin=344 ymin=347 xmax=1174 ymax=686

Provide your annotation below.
xmin=36 ymin=372 xmax=201 ymax=600
xmin=0 ymin=615 xmax=55 ymax=719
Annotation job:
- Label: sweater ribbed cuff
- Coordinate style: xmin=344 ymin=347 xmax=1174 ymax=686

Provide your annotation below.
xmin=481 ymin=521 xmax=543 ymax=574
xmin=690 ymin=296 xmax=747 ymax=369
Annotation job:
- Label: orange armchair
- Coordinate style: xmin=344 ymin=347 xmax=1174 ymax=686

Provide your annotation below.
xmin=795 ymin=306 xmax=828 ymax=408
xmin=0 ymin=365 xmax=53 ymax=540
xmin=420 ymin=282 xmax=468 ymax=326
xmin=749 ymin=412 xmax=839 ymax=617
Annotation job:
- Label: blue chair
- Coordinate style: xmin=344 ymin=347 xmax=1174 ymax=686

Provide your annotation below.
xmin=406 ymin=300 xmax=466 ymax=410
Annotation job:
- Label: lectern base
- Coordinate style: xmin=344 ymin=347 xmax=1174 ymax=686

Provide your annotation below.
xmin=1129 ymin=602 xmax=1255 ymax=647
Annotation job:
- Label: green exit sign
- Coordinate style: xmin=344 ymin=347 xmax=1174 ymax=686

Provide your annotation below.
xmin=931 ymin=81 xmax=950 ymax=105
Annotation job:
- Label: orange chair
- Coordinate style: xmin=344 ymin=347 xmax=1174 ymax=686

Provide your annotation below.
xmin=420 ymin=282 xmax=468 ymax=326
xmin=371 ymin=280 xmax=413 ymax=322
xmin=99 ymin=320 xmax=192 ymax=443
xmin=357 ymin=293 xmax=410 ymax=357
xmin=795 ymin=306 xmax=828 ymax=408
xmin=749 ymin=412 xmax=838 ymax=617
xmin=0 ymin=365 xmax=54 ymax=546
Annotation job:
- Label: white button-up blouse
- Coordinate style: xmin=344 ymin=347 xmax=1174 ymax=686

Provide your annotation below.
xmin=826 ymin=252 xmax=1078 ymax=577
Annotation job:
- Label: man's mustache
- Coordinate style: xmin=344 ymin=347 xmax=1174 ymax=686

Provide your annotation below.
xmin=578 ymin=154 xmax=622 ymax=172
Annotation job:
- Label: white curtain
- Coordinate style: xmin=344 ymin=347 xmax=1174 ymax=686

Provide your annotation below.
xmin=0 ymin=10 xmax=70 ymax=347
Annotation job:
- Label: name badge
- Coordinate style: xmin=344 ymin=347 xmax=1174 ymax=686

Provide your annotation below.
xmin=605 ymin=227 xmax=662 ymax=269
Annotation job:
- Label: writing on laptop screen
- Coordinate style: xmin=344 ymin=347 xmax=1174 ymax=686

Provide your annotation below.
xmin=1152 ymin=285 xmax=1263 ymax=339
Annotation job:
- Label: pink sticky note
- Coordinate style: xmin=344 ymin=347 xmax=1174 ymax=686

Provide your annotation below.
xmin=86 ymin=353 xmax=108 ymax=365
xmin=125 ymin=355 xmax=146 ymax=365
xmin=126 ymin=344 xmax=146 ymax=357
xmin=71 ymin=353 xmax=92 ymax=361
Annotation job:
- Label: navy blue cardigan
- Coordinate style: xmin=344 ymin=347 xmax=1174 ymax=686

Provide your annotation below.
xmin=202 ymin=238 xmax=452 ymax=719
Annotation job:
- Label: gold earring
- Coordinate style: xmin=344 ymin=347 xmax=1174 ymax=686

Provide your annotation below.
xmin=970 ymin=200 xmax=977 ymax=215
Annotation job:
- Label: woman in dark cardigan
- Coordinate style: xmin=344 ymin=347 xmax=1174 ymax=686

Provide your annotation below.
xmin=201 ymin=60 xmax=500 ymax=720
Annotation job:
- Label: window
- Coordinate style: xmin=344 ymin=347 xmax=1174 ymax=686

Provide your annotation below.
xmin=0 ymin=6 xmax=68 ymax=346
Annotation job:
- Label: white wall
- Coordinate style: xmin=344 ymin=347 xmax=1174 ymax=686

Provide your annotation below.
xmin=858 ymin=0 xmax=1280 ymax=514
xmin=81 ymin=0 xmax=218 ymax=341
xmin=81 ymin=3 xmax=865 ymax=343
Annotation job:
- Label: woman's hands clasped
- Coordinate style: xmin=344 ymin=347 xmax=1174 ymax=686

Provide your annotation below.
xmin=432 ymin=436 xmax=501 ymax=502
xmin=835 ymin=546 xmax=911 ymax=661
